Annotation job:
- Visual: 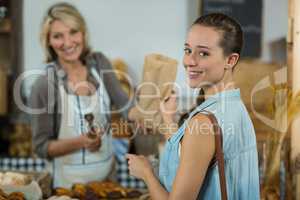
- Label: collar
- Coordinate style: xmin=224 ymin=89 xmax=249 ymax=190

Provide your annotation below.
xmin=49 ymin=58 xmax=100 ymax=92
xmin=195 ymin=88 xmax=241 ymax=111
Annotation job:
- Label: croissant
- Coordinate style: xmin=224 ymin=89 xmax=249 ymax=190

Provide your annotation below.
xmin=53 ymin=187 xmax=73 ymax=197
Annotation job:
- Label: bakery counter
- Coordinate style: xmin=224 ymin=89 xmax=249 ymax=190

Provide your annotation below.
xmin=47 ymin=181 xmax=147 ymax=200
xmin=0 ymin=157 xmax=148 ymax=200
xmin=0 ymin=171 xmax=148 ymax=200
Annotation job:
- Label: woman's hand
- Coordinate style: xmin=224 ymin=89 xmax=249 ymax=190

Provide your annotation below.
xmin=160 ymin=90 xmax=178 ymax=123
xmin=80 ymin=133 xmax=102 ymax=152
xmin=126 ymin=154 xmax=154 ymax=181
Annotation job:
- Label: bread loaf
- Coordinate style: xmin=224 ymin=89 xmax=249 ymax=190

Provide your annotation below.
xmin=0 ymin=172 xmax=28 ymax=186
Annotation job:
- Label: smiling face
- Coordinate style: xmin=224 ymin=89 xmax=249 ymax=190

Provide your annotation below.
xmin=48 ymin=20 xmax=84 ymax=64
xmin=183 ymin=25 xmax=228 ymax=89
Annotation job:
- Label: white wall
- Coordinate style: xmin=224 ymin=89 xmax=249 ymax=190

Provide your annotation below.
xmin=23 ymin=0 xmax=288 ymax=98
xmin=261 ymin=0 xmax=288 ymax=62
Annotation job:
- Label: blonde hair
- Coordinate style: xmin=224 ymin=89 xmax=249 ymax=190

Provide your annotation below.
xmin=40 ymin=2 xmax=91 ymax=63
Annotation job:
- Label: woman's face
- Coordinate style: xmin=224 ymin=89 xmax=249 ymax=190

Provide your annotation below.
xmin=183 ymin=25 xmax=228 ymax=88
xmin=48 ymin=20 xmax=84 ymax=64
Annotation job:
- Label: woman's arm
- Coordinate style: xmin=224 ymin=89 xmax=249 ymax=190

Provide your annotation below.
xmin=47 ymin=137 xmax=83 ymax=157
xmin=144 ymin=169 xmax=169 ymax=200
xmin=93 ymin=52 xmax=134 ymax=120
xmin=127 ymin=113 xmax=215 ymax=200
xmin=30 ymin=75 xmax=101 ymax=159
xmin=169 ymin=114 xmax=215 ymax=200
xmin=30 ymin=75 xmax=55 ymax=159
xmin=47 ymin=134 xmax=101 ymax=157
xmin=126 ymin=154 xmax=169 ymax=200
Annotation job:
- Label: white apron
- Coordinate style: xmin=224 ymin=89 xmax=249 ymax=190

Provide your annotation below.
xmin=52 ymin=68 xmax=113 ymax=188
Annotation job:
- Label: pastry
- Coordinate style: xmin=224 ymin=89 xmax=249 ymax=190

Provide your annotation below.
xmin=84 ymin=188 xmax=98 ymax=200
xmin=53 ymin=187 xmax=73 ymax=197
xmin=46 ymin=195 xmax=78 ymax=200
xmin=106 ymin=190 xmax=123 ymax=199
xmin=7 ymin=192 xmax=25 ymax=200
xmin=0 ymin=189 xmax=7 ymax=198
xmin=1 ymin=172 xmax=28 ymax=186
xmin=126 ymin=189 xmax=143 ymax=198
xmin=0 ymin=196 xmax=7 ymax=200
xmin=71 ymin=183 xmax=86 ymax=199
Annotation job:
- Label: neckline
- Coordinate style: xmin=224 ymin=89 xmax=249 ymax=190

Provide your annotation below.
xmin=52 ymin=60 xmax=101 ymax=97
xmin=202 ymin=88 xmax=240 ymax=105
xmin=168 ymin=89 xmax=241 ymax=144
xmin=191 ymin=88 xmax=241 ymax=118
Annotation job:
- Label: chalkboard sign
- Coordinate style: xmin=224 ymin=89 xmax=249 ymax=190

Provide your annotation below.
xmin=201 ymin=0 xmax=262 ymax=58
xmin=0 ymin=0 xmax=9 ymax=19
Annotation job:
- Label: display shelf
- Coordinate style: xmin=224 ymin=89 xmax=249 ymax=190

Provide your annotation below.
xmin=0 ymin=18 xmax=11 ymax=34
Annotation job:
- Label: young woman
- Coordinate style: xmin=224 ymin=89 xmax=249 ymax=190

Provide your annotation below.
xmin=127 ymin=13 xmax=260 ymax=200
xmin=29 ymin=3 xmax=134 ymax=188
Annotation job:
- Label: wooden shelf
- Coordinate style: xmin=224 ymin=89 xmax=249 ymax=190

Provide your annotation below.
xmin=0 ymin=19 xmax=11 ymax=34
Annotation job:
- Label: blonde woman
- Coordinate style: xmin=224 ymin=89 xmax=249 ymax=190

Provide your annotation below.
xmin=30 ymin=2 xmax=134 ymax=188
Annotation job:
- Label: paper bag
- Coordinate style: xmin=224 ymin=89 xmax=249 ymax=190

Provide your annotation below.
xmin=131 ymin=54 xmax=178 ymax=133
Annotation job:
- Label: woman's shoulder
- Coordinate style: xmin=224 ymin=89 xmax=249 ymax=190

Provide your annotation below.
xmin=85 ymin=51 xmax=113 ymax=75
xmin=184 ymin=113 xmax=215 ymax=138
xmin=181 ymin=113 xmax=215 ymax=160
xmin=88 ymin=51 xmax=110 ymax=64
xmin=92 ymin=51 xmax=108 ymax=59
xmin=29 ymin=74 xmax=50 ymax=107
xmin=188 ymin=102 xmax=218 ymax=120
xmin=31 ymin=62 xmax=57 ymax=95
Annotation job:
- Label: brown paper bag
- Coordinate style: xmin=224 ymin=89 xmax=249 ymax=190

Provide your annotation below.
xmin=131 ymin=54 xmax=178 ymax=133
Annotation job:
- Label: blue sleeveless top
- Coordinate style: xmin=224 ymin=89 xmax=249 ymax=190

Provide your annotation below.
xmin=159 ymin=89 xmax=260 ymax=199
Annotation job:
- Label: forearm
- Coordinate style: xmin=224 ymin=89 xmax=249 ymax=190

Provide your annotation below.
xmin=47 ymin=136 xmax=84 ymax=158
xmin=144 ymin=171 xmax=169 ymax=200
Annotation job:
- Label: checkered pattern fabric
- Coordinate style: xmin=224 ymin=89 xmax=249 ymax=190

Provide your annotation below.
xmin=112 ymin=138 xmax=147 ymax=189
xmin=0 ymin=156 xmax=146 ymax=189
xmin=115 ymin=155 xmax=146 ymax=189
xmin=0 ymin=157 xmax=46 ymax=172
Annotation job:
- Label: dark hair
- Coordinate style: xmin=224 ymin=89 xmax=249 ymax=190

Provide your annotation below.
xmin=193 ymin=13 xmax=243 ymax=56
xmin=178 ymin=13 xmax=243 ymax=126
xmin=178 ymin=88 xmax=205 ymax=126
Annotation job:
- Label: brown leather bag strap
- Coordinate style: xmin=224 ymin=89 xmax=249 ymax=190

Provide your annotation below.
xmin=205 ymin=112 xmax=228 ymax=200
